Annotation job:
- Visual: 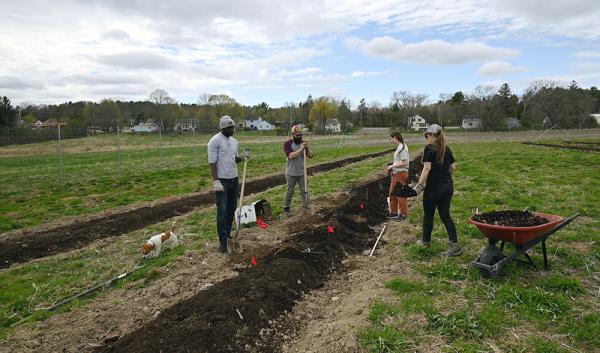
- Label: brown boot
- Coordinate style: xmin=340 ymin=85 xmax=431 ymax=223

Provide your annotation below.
xmin=443 ymin=242 xmax=463 ymax=256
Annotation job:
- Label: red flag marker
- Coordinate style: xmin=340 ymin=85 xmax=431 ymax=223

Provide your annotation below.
xmin=251 ymin=256 xmax=257 ymax=266
xmin=327 ymin=226 xmax=334 ymax=234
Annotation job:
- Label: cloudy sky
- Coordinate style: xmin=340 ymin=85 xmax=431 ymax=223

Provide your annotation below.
xmin=1 ymin=0 xmax=599 ymax=107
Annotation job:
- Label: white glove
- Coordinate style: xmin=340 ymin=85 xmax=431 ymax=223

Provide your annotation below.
xmin=212 ymin=179 xmax=224 ymax=192
xmin=413 ymin=183 xmax=425 ymax=195
xmin=243 ymin=149 xmax=251 ymax=160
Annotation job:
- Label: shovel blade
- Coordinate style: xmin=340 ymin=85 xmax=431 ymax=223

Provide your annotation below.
xmin=303 ymin=191 xmax=310 ymax=208
xmin=227 ymin=237 xmax=244 ymax=254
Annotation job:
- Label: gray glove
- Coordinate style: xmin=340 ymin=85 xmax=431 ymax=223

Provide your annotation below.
xmin=413 ymin=183 xmax=425 ymax=195
xmin=212 ymin=179 xmax=224 ymax=192
xmin=243 ymin=149 xmax=251 ymax=160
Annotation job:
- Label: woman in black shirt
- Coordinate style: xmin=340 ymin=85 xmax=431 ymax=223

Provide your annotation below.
xmin=412 ymin=124 xmax=462 ymax=256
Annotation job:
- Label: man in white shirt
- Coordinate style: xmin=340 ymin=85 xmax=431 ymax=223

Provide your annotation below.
xmin=207 ymin=115 xmax=249 ymax=253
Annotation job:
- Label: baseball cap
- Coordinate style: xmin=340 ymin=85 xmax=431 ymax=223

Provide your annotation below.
xmin=291 ymin=125 xmax=302 ymax=135
xmin=219 ymin=115 xmax=235 ymax=129
xmin=425 ymin=124 xmax=442 ymax=135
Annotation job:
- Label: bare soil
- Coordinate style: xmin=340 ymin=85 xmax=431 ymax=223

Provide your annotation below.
xmin=472 ymin=210 xmax=549 ymax=227
xmin=0 ymin=149 xmax=393 ymax=269
xmin=96 ymin=177 xmax=389 ymax=353
xmin=522 ymin=141 xmax=600 ymax=152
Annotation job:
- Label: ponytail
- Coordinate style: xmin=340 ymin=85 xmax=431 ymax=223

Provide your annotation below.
xmin=390 ymin=130 xmax=405 ymax=152
xmin=432 ymin=132 xmax=447 ymax=165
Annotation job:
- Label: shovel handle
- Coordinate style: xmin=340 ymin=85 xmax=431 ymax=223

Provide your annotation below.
xmin=303 ymin=149 xmax=308 ymax=192
xmin=238 ymin=150 xmax=249 ymax=210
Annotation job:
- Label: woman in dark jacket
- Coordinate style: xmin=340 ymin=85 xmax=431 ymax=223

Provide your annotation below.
xmin=412 ymin=124 xmax=462 ymax=256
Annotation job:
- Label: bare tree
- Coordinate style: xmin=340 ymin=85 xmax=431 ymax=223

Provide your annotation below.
xmin=197 ymin=92 xmax=211 ymax=105
xmin=148 ymin=88 xmax=175 ymax=105
xmin=466 ymin=85 xmax=501 ymax=130
xmin=524 ymin=80 xmax=568 ymax=127
xmin=390 ymin=91 xmax=428 ymax=129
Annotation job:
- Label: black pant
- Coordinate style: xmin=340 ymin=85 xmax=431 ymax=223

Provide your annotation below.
xmin=422 ymin=183 xmax=457 ymax=243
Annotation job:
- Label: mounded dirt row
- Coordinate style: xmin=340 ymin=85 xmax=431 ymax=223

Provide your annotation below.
xmin=521 ymin=141 xmax=600 ymax=152
xmin=97 ymin=177 xmax=389 ymax=353
xmin=0 ymin=148 xmax=393 ymax=269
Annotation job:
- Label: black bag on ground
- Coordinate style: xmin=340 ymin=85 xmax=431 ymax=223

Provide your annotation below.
xmin=394 ymin=182 xmax=418 ymax=198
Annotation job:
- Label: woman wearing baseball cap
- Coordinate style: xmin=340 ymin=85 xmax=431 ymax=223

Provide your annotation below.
xmin=412 ymin=124 xmax=462 ymax=256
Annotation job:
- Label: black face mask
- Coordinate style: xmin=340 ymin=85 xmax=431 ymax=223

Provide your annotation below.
xmin=293 ymin=136 xmax=303 ymax=144
xmin=221 ymin=127 xmax=234 ymax=137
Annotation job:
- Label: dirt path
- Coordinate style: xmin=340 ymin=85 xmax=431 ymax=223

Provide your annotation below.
xmin=0 ymin=148 xmax=393 ymax=269
xmin=281 ymin=219 xmax=419 ymax=353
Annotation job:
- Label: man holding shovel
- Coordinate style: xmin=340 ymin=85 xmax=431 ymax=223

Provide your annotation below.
xmin=283 ymin=125 xmax=313 ymax=213
xmin=208 ymin=115 xmax=250 ymax=254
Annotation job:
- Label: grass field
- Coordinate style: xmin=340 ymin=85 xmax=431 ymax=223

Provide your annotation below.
xmin=0 ymin=134 xmax=389 ymax=231
xmin=359 ymin=141 xmax=600 ymax=353
xmin=1 ymin=137 xmax=598 ymax=351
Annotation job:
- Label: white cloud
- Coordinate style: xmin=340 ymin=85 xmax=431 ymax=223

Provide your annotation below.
xmin=0 ymin=0 xmax=598 ymax=105
xmin=346 ymin=36 xmax=518 ymax=64
xmin=96 ymin=51 xmax=181 ymax=70
xmin=477 ymin=61 xmax=525 ymax=76
xmin=351 ymin=70 xmax=388 ymax=78
xmin=0 ymin=76 xmax=45 ymax=89
xmin=574 ymin=51 xmax=600 ymax=59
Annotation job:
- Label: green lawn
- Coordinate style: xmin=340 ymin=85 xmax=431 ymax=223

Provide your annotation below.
xmin=0 ymin=134 xmax=389 ymax=231
xmin=359 ymin=141 xmax=599 ymax=353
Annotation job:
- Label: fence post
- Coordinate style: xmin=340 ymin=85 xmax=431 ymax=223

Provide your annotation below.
xmin=57 ymin=125 xmax=64 ymax=189
xmin=193 ymin=126 xmax=197 ymax=167
xmin=159 ymin=124 xmax=164 ymax=168
xmin=117 ymin=124 xmax=121 ymax=173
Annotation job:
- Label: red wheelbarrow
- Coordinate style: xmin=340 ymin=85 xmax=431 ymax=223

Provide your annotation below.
xmin=469 ymin=212 xmax=579 ymax=278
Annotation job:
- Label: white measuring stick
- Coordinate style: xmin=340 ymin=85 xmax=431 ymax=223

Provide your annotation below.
xmin=369 ymin=224 xmax=387 ymax=257
xmin=236 ymin=308 xmax=244 ymax=320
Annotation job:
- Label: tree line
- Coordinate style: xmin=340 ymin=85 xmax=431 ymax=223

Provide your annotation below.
xmin=2 ymin=80 xmax=599 ymax=134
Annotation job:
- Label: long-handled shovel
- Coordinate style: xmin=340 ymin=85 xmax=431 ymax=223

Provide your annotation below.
xmin=228 ymin=150 xmax=248 ymax=254
xmin=302 ymin=148 xmax=310 ymax=208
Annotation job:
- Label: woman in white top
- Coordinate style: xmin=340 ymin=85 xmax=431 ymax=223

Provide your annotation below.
xmin=385 ymin=131 xmax=409 ymax=221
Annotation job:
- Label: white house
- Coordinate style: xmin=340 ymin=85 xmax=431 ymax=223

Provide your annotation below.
xmin=462 ymin=118 xmax=482 ymax=129
xmin=409 ymin=115 xmax=428 ymax=131
xmin=591 ymin=113 xmax=600 ymax=125
xmin=324 ymin=119 xmax=341 ymax=133
xmin=505 ymin=117 xmax=521 ymax=130
xmin=132 ymin=122 xmax=159 ymax=133
xmin=242 ymin=117 xmax=274 ymax=131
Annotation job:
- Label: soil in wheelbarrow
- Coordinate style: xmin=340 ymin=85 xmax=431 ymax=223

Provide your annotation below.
xmin=472 ymin=210 xmax=549 ymax=227
xmin=97 ymin=178 xmax=389 ymax=353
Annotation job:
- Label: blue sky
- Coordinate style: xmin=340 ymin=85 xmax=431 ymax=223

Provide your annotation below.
xmin=1 ymin=0 xmax=599 ymax=108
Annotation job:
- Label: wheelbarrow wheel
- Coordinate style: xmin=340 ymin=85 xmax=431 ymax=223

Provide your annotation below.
xmin=478 ymin=246 xmax=504 ymax=278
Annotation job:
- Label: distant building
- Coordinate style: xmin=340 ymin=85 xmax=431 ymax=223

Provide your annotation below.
xmin=37 ymin=119 xmax=66 ymax=128
xmin=409 ymin=115 xmax=428 ymax=131
xmin=175 ymin=119 xmax=197 ymax=131
xmin=324 ymin=119 xmax=341 ymax=133
xmin=132 ymin=122 xmax=159 ymax=133
xmin=240 ymin=117 xmax=274 ymax=131
xmin=462 ymin=118 xmax=482 ymax=130
xmin=505 ymin=117 xmax=521 ymax=130
xmin=591 ymin=113 xmax=600 ymax=125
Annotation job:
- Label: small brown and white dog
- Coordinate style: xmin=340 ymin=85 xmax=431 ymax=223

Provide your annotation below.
xmin=141 ymin=222 xmax=179 ymax=258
